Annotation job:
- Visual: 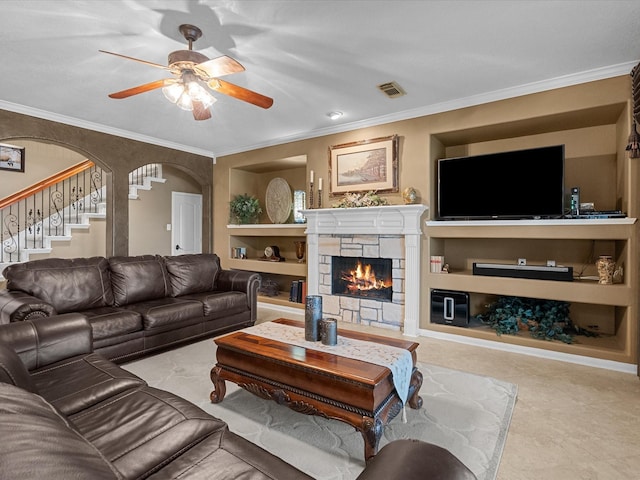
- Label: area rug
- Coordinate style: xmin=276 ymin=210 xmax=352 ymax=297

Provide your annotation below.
xmin=123 ymin=339 xmax=517 ymax=480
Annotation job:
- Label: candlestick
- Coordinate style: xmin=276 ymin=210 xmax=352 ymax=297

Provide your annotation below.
xmin=309 ymin=181 xmax=314 ymax=208
xmin=318 ymin=186 xmax=322 ymax=208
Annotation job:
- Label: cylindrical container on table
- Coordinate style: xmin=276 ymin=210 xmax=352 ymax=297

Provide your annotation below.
xmin=305 ymin=295 xmax=323 ymax=341
xmin=320 ymin=318 xmax=338 ymax=346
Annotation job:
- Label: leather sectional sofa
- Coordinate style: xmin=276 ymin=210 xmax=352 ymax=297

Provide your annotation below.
xmin=0 ymin=314 xmax=477 ymax=479
xmin=0 ymin=253 xmax=260 ymax=362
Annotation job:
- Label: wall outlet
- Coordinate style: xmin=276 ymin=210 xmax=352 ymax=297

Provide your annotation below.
xmin=517 ymin=258 xmax=526 ymax=266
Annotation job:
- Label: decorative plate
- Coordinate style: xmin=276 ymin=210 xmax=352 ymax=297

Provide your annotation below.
xmin=265 ymin=177 xmax=292 ymax=223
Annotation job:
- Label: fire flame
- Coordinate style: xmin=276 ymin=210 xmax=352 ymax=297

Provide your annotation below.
xmin=341 ymin=260 xmax=390 ymax=292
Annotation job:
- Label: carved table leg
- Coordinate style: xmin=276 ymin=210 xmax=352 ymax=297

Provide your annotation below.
xmin=408 ymin=368 xmax=424 ymax=409
xmin=210 ymin=366 xmax=227 ymax=403
xmin=361 ymin=416 xmax=383 ymax=461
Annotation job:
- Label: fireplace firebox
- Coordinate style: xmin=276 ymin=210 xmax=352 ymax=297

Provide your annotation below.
xmin=331 ymin=256 xmax=393 ymax=302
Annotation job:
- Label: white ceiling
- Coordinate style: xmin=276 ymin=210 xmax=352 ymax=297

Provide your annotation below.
xmin=1 ymin=0 xmax=639 ymax=158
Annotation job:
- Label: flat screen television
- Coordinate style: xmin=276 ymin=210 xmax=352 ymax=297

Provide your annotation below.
xmin=437 ymin=144 xmax=565 ymax=220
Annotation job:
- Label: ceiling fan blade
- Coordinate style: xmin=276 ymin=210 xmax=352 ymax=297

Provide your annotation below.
xmin=195 ymin=55 xmax=245 ymax=78
xmin=208 ymin=79 xmax=274 ymax=109
xmin=99 ymin=50 xmax=169 ymax=70
xmin=108 ymin=79 xmax=172 ymax=99
xmin=192 ymin=100 xmax=212 ymax=121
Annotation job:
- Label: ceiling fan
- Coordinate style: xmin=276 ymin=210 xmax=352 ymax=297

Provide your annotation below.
xmin=100 ymin=24 xmax=273 ymax=121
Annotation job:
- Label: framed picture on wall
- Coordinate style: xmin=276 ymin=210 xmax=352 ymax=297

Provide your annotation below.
xmin=329 ymin=135 xmax=398 ymax=195
xmin=0 ymin=143 xmax=25 ymax=172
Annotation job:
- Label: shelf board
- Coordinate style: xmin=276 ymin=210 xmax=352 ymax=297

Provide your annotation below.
xmin=228 ymin=258 xmax=307 ymax=276
xmin=425 ymin=322 xmax=632 ymax=364
xmin=227 ymin=224 xmax=307 ymax=236
xmin=428 ymin=272 xmax=633 ymax=306
xmin=426 ymin=218 xmax=637 ymax=240
xmin=258 ymin=291 xmax=305 ymax=309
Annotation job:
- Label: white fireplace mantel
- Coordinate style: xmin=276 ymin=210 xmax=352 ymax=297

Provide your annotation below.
xmin=301 ymin=204 xmax=427 ymax=336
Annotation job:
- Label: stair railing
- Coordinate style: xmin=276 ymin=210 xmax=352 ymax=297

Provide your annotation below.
xmin=0 ymin=160 xmax=104 ymax=263
xmin=129 ymin=163 xmax=161 ymax=185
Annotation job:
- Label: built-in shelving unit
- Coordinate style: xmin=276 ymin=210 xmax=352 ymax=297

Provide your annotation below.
xmin=423 ymin=96 xmax=639 ymax=368
xmin=223 ymin=156 xmax=309 ymax=309
xmin=425 ymin=218 xmax=637 ymax=364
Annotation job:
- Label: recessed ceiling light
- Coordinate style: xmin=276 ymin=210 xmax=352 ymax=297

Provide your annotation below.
xmin=327 ymin=111 xmax=343 ymax=120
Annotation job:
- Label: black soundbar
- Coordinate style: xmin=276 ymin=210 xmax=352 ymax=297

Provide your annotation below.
xmin=472 ymin=262 xmax=573 ymax=282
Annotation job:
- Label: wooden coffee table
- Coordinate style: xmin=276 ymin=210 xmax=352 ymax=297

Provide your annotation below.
xmin=210 ymin=318 xmax=422 ymax=460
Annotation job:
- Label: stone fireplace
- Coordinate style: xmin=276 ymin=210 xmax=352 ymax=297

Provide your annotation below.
xmin=302 ymin=205 xmax=426 ymax=336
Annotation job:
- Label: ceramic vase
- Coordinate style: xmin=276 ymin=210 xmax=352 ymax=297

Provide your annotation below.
xmin=294 ymin=240 xmax=306 ymax=263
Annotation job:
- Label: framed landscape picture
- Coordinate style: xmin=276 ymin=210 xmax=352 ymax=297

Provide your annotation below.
xmin=0 ymin=143 xmax=25 ymax=172
xmin=329 ymin=135 xmax=398 ymax=195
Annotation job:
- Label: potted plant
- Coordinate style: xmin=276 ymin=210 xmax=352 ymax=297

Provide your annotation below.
xmin=229 ymin=193 xmax=262 ymax=224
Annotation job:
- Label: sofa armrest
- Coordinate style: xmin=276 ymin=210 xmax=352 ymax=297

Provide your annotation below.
xmin=0 ymin=314 xmax=92 ymax=371
xmin=0 ymin=290 xmax=56 ymax=324
xmin=217 ymin=269 xmax=261 ymax=305
xmin=356 ymin=440 xmax=477 ymax=480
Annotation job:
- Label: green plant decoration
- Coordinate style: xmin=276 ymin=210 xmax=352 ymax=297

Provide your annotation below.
xmin=477 ymin=296 xmax=576 ymax=344
xmin=229 ymin=193 xmax=263 ymax=224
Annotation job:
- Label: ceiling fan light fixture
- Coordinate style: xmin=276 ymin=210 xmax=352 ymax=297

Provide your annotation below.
xmin=162 ymin=82 xmax=184 ymax=104
xmin=162 ymin=73 xmax=216 ymax=111
xmin=102 ymin=23 xmax=273 ymax=117
xmin=186 ymin=79 xmax=216 ymax=109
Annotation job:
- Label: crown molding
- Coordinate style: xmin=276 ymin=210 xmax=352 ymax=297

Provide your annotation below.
xmin=215 ymin=60 xmax=638 ymax=157
xmin=0 ymin=100 xmax=215 ymax=159
xmin=1 ymin=61 xmax=636 ymax=159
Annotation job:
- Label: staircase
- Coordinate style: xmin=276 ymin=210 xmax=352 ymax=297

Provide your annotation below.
xmin=0 ymin=162 xmax=164 ymax=278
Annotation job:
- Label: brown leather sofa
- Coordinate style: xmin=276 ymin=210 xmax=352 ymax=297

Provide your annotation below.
xmin=0 ymin=314 xmax=477 ymax=479
xmin=0 ymin=253 xmax=260 ymax=362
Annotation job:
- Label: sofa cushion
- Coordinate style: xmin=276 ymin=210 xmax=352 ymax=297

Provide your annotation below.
xmin=69 ymin=386 xmax=227 ymax=479
xmin=181 ymin=291 xmax=248 ymax=319
xmin=163 ymin=253 xmax=221 ymax=297
xmin=125 ymin=298 xmax=204 ymax=330
xmin=4 ymin=256 xmax=114 ymax=313
xmin=0 ymin=383 xmax=122 ymax=480
xmin=82 ymin=306 xmax=143 ymax=340
xmin=109 ymin=255 xmax=170 ymax=306
xmin=31 ymin=352 xmax=146 ymax=416
xmin=148 ymin=428 xmax=314 ymax=480
xmin=0 ymin=343 xmax=38 ymax=393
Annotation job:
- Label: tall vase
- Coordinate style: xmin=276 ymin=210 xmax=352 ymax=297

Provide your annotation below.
xmin=294 ymin=240 xmax=306 ymax=263
xmin=305 ymin=295 xmax=322 ymax=341
xmin=596 ymin=255 xmax=615 ymax=285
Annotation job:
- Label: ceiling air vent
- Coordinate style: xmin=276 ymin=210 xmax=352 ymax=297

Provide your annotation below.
xmin=377 ymin=81 xmax=406 ymax=99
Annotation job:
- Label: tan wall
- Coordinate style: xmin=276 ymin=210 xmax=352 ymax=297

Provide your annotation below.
xmin=214 ymin=76 xmax=632 ymax=257
xmin=129 ymin=165 xmax=201 ymax=256
xmin=0 ymin=110 xmax=214 ymax=256
xmin=213 ymin=75 xmax=634 ymax=332
xmin=0 ymin=139 xmax=85 ymax=199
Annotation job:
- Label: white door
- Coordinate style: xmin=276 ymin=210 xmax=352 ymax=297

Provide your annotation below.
xmin=171 ymin=192 xmax=202 ymax=255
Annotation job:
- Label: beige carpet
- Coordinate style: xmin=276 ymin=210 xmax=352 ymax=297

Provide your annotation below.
xmin=124 ymin=338 xmax=517 ymax=480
